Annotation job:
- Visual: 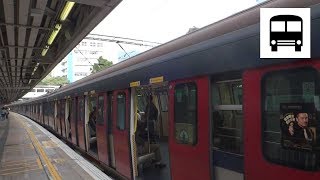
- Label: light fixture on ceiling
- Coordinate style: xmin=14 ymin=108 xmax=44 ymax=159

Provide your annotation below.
xmin=42 ymin=1 xmax=75 ymax=57
xmin=31 ymin=63 xmax=40 ymax=76
xmin=60 ymin=1 xmax=75 ymax=21
xmin=41 ymin=46 xmax=49 ymax=56
xmin=47 ymin=24 xmax=62 ymax=45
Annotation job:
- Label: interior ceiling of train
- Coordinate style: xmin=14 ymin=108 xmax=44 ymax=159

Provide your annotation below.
xmin=0 ymin=0 xmax=121 ymax=104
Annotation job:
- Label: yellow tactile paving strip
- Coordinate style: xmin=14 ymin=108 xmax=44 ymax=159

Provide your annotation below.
xmin=20 ymin=121 xmax=62 ymax=180
xmin=0 ymin=158 xmax=43 ymax=176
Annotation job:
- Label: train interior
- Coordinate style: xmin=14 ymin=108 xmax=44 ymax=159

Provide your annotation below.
xmin=86 ymin=94 xmax=99 ymax=156
xmin=134 ymin=83 xmax=171 ymax=180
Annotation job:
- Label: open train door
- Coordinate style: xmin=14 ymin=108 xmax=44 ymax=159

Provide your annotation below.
xmin=112 ymin=89 xmax=132 ymax=179
xmin=169 ymin=76 xmax=211 ymax=180
xmin=244 ymin=60 xmax=320 ymax=180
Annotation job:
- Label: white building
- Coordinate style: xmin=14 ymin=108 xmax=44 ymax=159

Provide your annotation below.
xmin=52 ymin=39 xmax=107 ymax=82
xmin=22 ymin=85 xmax=60 ymax=99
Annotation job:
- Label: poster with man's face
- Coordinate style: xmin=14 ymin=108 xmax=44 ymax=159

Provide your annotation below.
xmin=280 ymin=103 xmax=317 ymax=151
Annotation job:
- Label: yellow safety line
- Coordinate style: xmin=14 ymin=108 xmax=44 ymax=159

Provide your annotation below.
xmin=21 ymin=122 xmax=62 ymax=180
xmin=0 ymin=167 xmax=41 ymax=176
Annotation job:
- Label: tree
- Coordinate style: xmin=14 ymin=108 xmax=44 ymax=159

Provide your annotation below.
xmin=91 ymin=56 xmax=113 ymax=74
xmin=38 ymin=75 xmax=69 ymax=86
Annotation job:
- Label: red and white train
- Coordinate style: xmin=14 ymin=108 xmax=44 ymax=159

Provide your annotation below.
xmin=10 ymin=0 xmax=320 ymax=179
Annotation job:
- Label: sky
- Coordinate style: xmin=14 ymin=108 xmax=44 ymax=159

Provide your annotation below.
xmin=90 ymin=0 xmax=259 ymax=63
xmin=92 ymin=0 xmax=258 ymax=43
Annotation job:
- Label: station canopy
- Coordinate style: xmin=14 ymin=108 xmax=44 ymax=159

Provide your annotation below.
xmin=0 ymin=0 xmax=121 ymax=103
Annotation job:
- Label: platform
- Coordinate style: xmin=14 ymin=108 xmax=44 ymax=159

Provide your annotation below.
xmin=0 ymin=112 xmax=112 ymax=180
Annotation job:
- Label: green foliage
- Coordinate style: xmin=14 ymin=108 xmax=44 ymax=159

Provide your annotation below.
xmin=91 ymin=56 xmax=113 ymax=74
xmin=38 ymin=75 xmax=69 ymax=86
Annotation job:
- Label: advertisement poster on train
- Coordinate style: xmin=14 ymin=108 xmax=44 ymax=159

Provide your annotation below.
xmin=280 ymin=103 xmax=317 ymax=151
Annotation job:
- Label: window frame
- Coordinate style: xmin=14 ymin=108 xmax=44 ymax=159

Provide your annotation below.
xmin=261 ymin=66 xmax=320 ymax=171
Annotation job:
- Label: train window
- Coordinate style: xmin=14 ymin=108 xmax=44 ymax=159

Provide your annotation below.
xmin=96 ymin=95 xmax=105 ymax=124
xmin=174 ymin=83 xmax=197 ymax=145
xmin=212 ymin=80 xmax=243 ymax=155
xmin=31 ymin=89 xmax=36 ymax=92
xmin=262 ymin=67 xmax=320 ymax=171
xmin=37 ymin=89 xmax=44 ymax=92
xmin=117 ymin=93 xmax=126 ymax=130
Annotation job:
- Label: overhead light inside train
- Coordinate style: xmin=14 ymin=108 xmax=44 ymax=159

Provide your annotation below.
xmin=60 ymin=1 xmax=75 ymax=21
xmin=47 ymin=24 xmax=62 ymax=45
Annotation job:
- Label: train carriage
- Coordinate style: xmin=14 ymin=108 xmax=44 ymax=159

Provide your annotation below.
xmin=9 ymin=0 xmax=320 ymax=180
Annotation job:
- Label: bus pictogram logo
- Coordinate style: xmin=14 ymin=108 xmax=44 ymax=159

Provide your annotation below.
xmin=270 ymin=15 xmax=302 ymax=52
xmin=260 ymin=8 xmax=310 ymax=58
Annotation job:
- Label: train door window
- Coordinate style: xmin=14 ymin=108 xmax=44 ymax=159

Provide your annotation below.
xmin=262 ymin=67 xmax=320 ymax=171
xmin=174 ymin=83 xmax=197 ymax=145
xmin=117 ymin=92 xmax=126 ymax=130
xmin=212 ymin=79 xmax=243 ymax=154
xmin=97 ymin=95 xmax=105 ymax=125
